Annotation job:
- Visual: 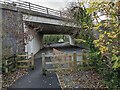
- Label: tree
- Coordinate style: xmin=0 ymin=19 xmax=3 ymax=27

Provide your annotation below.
xmin=67 ymin=1 xmax=120 ymax=88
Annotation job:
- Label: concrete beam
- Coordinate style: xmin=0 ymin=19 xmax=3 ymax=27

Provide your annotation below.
xmin=25 ymin=21 xmax=79 ymax=35
xmin=23 ymin=14 xmax=76 ymax=27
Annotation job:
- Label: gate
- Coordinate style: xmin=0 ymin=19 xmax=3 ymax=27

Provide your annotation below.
xmin=42 ymin=49 xmax=94 ymax=75
xmin=17 ymin=53 xmax=34 ymax=70
xmin=3 ymin=53 xmax=34 ymax=73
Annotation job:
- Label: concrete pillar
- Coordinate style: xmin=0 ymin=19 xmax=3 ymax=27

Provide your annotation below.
xmin=24 ymin=24 xmax=44 ymax=55
xmin=31 ymin=33 xmax=43 ymax=55
xmin=68 ymin=35 xmax=74 ymax=45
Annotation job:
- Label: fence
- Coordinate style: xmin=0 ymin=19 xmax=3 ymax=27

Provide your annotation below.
xmin=42 ymin=50 xmax=94 ymax=75
xmin=2 ymin=55 xmax=17 ymax=73
xmin=3 ymin=53 xmax=34 ymax=73
xmin=17 ymin=53 xmax=34 ymax=70
xmin=0 ymin=0 xmax=68 ymax=18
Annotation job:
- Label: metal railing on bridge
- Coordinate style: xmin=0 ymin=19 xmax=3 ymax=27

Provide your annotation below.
xmin=0 ymin=0 xmax=68 ymax=18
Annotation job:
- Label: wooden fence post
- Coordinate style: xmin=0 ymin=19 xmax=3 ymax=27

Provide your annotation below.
xmin=31 ymin=53 xmax=34 ymax=70
xmin=64 ymin=52 xmax=67 ymax=67
xmin=13 ymin=54 xmax=17 ymax=71
xmin=82 ymin=50 xmax=87 ymax=67
xmin=42 ymin=53 xmax=46 ymax=76
xmin=5 ymin=60 xmax=8 ymax=73
xmin=15 ymin=55 xmax=18 ymax=69
xmin=69 ymin=55 xmax=72 ymax=68
xmin=73 ymin=51 xmax=77 ymax=72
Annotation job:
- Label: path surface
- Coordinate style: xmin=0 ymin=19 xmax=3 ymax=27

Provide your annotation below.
xmin=9 ymin=44 xmax=84 ymax=89
xmin=9 ymin=58 xmax=61 ymax=89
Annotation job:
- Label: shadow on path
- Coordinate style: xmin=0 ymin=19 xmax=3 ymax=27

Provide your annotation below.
xmin=9 ymin=58 xmax=61 ymax=89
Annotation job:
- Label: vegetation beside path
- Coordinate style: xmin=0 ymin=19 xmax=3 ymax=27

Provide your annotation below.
xmin=64 ymin=1 xmax=120 ymax=89
xmin=57 ymin=69 xmax=106 ymax=88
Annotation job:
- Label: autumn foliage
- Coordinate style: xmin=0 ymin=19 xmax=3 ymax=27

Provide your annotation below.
xmin=68 ymin=1 xmax=120 ymax=88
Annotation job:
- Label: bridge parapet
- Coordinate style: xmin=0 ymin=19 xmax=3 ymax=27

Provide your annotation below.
xmin=0 ymin=0 xmax=68 ymax=18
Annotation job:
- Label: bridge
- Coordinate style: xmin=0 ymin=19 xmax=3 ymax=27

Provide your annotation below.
xmin=0 ymin=0 xmax=80 ymax=55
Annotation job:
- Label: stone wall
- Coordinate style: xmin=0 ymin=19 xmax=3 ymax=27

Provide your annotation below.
xmin=2 ymin=9 xmax=24 ymax=56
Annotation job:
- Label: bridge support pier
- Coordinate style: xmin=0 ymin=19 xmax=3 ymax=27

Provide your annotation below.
xmin=38 ymin=33 xmax=44 ymax=50
xmin=68 ymin=35 xmax=74 ymax=45
xmin=31 ymin=33 xmax=43 ymax=55
xmin=25 ymin=30 xmax=44 ymax=55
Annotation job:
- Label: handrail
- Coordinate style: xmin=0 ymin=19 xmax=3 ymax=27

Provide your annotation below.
xmin=0 ymin=0 xmax=68 ymax=18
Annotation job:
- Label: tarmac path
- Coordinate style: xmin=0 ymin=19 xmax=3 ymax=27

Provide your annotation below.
xmin=9 ymin=44 xmax=83 ymax=89
xmin=9 ymin=58 xmax=61 ymax=89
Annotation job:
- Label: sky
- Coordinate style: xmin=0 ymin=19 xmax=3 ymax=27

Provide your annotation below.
xmin=3 ymin=0 xmax=79 ymax=10
xmin=27 ymin=0 xmax=78 ymax=10
xmin=3 ymin=0 xmax=117 ymax=10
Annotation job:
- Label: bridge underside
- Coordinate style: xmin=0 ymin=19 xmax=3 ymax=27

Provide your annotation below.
xmin=25 ymin=21 xmax=79 ymax=35
xmin=24 ymin=21 xmax=80 ymax=55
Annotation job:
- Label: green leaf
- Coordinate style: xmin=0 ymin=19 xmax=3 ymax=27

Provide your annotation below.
xmin=112 ymin=55 xmax=120 ymax=69
xmin=112 ymin=61 xmax=120 ymax=69
xmin=75 ymin=39 xmax=86 ymax=43
xmin=112 ymin=54 xmax=118 ymax=61
xmin=86 ymin=7 xmax=96 ymax=14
